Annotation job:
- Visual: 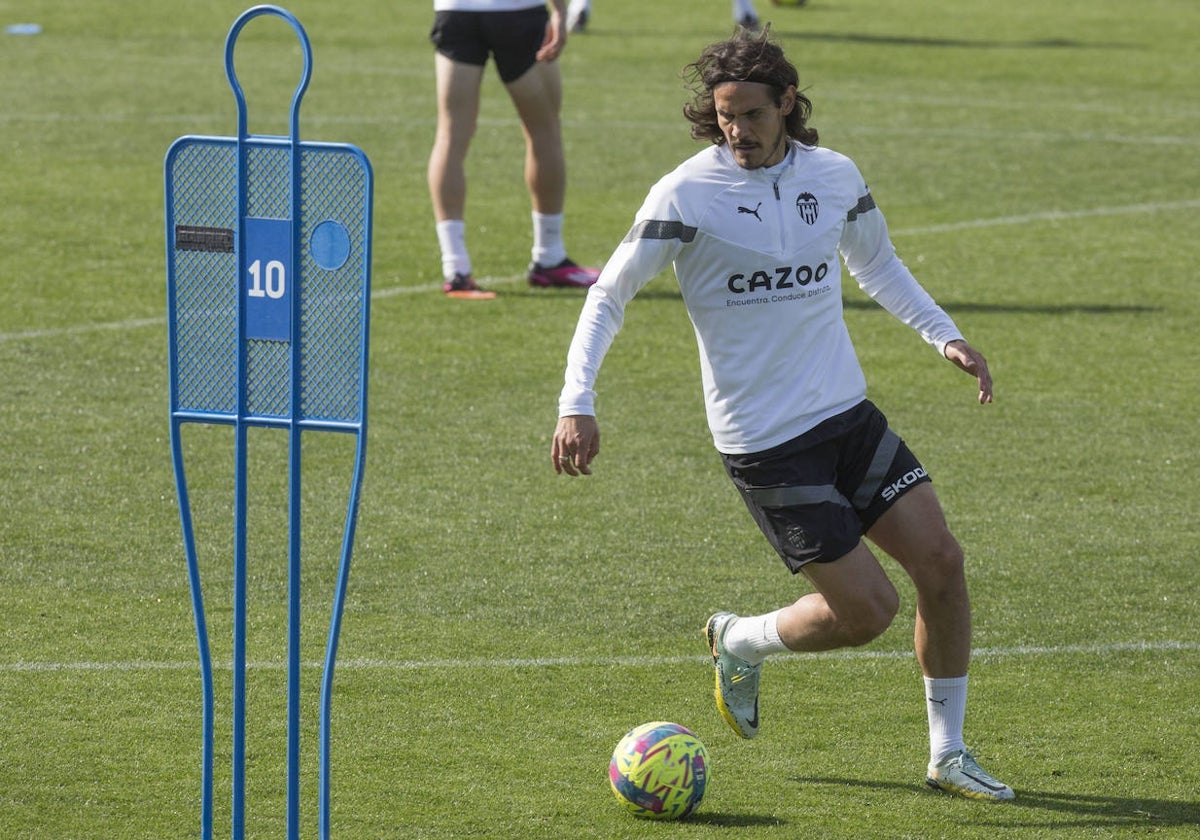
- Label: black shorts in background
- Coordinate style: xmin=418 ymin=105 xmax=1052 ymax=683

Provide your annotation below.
xmin=430 ymin=7 xmax=549 ymax=83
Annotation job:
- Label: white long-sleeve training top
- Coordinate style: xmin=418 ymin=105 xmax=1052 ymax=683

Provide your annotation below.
xmin=558 ymin=141 xmax=963 ymax=455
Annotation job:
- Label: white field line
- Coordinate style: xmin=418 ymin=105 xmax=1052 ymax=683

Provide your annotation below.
xmin=2 ymin=197 xmax=1196 ymax=345
xmin=0 ymin=315 xmax=166 ymax=342
xmin=2 ymin=640 xmax=1197 ymax=673
xmin=6 ymin=109 xmax=1200 ymax=142
xmin=892 ymin=197 xmax=1200 ymax=236
xmin=0 ymin=277 xmax=513 ymax=343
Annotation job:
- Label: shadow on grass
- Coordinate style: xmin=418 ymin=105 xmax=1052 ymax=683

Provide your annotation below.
xmin=579 ymin=27 xmax=1134 ymax=52
xmin=769 ymin=31 xmax=1134 ymax=51
xmin=571 ymin=23 xmax=1132 ymax=52
xmin=685 ymin=811 xmax=789 ymax=828
xmin=791 ymin=776 xmax=1200 ymax=830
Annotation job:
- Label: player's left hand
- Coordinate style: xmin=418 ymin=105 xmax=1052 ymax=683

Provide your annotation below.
xmin=944 ymin=339 xmax=993 ymax=404
xmin=537 ymin=7 xmax=568 ymax=62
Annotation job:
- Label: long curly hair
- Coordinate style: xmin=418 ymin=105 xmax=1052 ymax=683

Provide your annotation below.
xmin=682 ymin=28 xmax=818 ymax=147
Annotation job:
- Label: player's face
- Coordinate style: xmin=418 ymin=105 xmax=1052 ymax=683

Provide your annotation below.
xmin=713 ymin=81 xmax=796 ymax=170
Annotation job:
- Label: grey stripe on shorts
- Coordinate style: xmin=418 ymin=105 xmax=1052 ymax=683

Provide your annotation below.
xmin=746 ymin=484 xmax=850 ymax=509
xmin=851 ymin=428 xmax=901 ymax=509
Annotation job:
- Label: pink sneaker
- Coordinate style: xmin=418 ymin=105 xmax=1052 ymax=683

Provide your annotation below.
xmin=528 ymin=258 xmax=600 ymax=289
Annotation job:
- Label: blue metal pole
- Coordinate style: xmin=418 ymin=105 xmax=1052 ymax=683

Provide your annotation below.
xmin=170 ymin=420 xmax=215 ymax=840
xmin=319 ymin=432 xmax=367 ymax=838
xmin=284 ymin=12 xmax=310 ymax=835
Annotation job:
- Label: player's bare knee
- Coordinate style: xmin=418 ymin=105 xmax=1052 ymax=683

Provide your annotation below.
xmin=871 ymin=588 xmax=901 ymax=637
xmin=907 ymin=539 xmax=970 ymax=612
xmin=840 ymin=589 xmax=899 ymax=646
xmin=840 ymin=615 xmax=890 ymax=647
xmin=912 ymin=532 xmax=966 ymax=582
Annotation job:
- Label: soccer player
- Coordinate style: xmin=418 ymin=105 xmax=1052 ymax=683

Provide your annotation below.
xmin=429 ymin=0 xmax=600 ymax=298
xmin=550 ymin=28 xmax=1014 ymax=801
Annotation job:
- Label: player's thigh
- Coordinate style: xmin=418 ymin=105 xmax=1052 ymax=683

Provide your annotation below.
xmin=504 ymin=59 xmax=563 ymax=136
xmin=802 ymin=541 xmax=899 ymax=633
xmin=866 ymin=482 xmax=964 ymax=582
xmin=433 ymin=53 xmax=486 ymax=128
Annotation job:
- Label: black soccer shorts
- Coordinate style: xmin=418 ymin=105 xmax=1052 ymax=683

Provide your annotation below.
xmin=430 ymin=7 xmax=549 ymax=84
xmin=721 ymin=400 xmax=931 ymax=573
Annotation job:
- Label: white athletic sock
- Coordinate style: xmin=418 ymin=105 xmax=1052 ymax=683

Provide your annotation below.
xmin=567 ymin=0 xmax=590 ymax=24
xmin=436 ymin=219 xmax=470 ymax=280
xmin=531 ymin=211 xmax=567 ymax=268
xmin=722 ymin=609 xmax=787 ymax=665
xmin=925 ymin=675 xmax=968 ymax=763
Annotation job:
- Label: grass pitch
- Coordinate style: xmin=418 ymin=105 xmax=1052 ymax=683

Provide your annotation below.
xmin=1 ymin=0 xmax=1198 ymax=837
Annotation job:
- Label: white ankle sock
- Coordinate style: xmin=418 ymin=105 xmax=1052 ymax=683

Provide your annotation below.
xmin=722 ymin=609 xmax=787 ymax=665
xmin=436 ymin=219 xmax=469 ymax=279
xmin=531 ymin=211 xmax=566 ymax=268
xmin=925 ymin=675 xmax=968 ymax=763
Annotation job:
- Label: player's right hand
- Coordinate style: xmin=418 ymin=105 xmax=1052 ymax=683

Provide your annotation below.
xmin=552 ymin=415 xmax=600 ymax=476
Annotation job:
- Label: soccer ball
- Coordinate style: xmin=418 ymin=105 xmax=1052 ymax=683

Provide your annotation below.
xmin=608 ymin=722 xmax=708 ymax=820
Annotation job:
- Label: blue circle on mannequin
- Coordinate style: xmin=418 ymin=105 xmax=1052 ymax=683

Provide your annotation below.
xmin=310 ymin=220 xmax=351 ymax=271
